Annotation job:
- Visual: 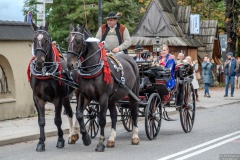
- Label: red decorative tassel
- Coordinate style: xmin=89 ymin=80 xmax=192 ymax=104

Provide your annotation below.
xmin=52 ymin=43 xmax=62 ymax=85
xmin=99 ymin=42 xmax=112 ymax=84
xmin=27 ymin=57 xmax=35 ymax=82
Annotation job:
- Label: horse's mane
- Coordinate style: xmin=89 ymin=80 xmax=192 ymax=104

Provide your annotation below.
xmin=80 ymin=26 xmax=99 ymax=50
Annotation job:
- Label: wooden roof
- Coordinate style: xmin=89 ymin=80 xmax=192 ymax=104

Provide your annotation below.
xmin=131 ymin=0 xmax=203 ymax=47
xmin=195 ymin=20 xmax=219 ymax=58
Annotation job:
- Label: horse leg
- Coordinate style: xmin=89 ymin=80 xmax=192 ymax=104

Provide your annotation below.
xmin=34 ymin=96 xmax=46 ymax=152
xmin=95 ymin=95 xmax=108 ymax=152
xmin=62 ymin=96 xmax=79 ymax=144
xmin=53 ymin=98 xmax=65 ymax=148
xmin=75 ymin=94 xmax=91 ymax=146
xmin=129 ymin=96 xmax=140 ymax=145
xmin=106 ymin=102 xmax=117 ymax=148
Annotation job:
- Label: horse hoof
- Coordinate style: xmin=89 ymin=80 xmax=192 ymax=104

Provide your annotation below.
xmin=36 ymin=143 xmax=45 ymax=152
xmin=106 ymin=140 xmax=115 ymax=148
xmin=68 ymin=134 xmax=79 ymax=144
xmin=82 ymin=134 xmax=91 ymax=146
xmin=132 ymin=138 xmax=140 ymax=145
xmin=56 ymin=138 xmax=65 ymax=148
xmin=95 ymin=142 xmax=105 ymax=152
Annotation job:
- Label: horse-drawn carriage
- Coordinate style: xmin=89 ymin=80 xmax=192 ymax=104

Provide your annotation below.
xmin=81 ymin=58 xmax=196 ymax=140
xmin=29 ymin=23 xmax=195 ymax=152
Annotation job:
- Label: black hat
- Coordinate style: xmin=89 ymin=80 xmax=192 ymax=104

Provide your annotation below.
xmin=104 ymin=12 xmax=122 ymax=19
xmin=134 ymin=44 xmax=144 ymax=51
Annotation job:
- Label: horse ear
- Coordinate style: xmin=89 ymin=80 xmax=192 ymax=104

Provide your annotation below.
xmin=44 ymin=22 xmax=49 ymax=31
xmin=80 ymin=23 xmax=86 ymax=33
xmin=69 ymin=23 xmax=74 ymax=31
xmin=32 ymin=21 xmax=38 ymax=31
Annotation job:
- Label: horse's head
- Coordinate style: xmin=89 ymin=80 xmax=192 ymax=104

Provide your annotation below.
xmin=66 ymin=24 xmax=87 ymax=70
xmin=32 ymin=22 xmax=52 ymax=71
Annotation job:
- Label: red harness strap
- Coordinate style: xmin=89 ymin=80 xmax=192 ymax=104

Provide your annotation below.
xmin=80 ymin=42 xmax=112 ymax=84
xmin=52 ymin=43 xmax=62 ymax=85
xmin=99 ymin=42 xmax=112 ymax=84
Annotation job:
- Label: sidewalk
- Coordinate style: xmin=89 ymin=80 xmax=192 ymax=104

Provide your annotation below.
xmin=0 ymin=87 xmax=239 ymax=146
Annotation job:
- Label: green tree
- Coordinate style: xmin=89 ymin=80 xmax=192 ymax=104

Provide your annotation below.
xmin=23 ymin=0 xmax=146 ymax=50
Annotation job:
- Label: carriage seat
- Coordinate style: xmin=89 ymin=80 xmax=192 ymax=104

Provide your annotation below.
xmin=143 ymin=67 xmax=171 ymax=82
xmin=140 ymin=77 xmax=152 ymax=89
xmin=175 ymin=62 xmax=194 ymax=78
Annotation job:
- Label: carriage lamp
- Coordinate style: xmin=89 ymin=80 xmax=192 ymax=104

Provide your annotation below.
xmin=153 ymin=37 xmax=162 ymax=54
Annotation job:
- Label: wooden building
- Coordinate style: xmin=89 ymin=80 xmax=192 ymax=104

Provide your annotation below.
xmin=129 ymin=0 xmax=203 ymax=60
xmin=196 ymin=20 xmax=221 ymax=64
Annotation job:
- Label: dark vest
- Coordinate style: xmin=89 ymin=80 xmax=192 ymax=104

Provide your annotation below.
xmin=101 ymin=23 xmax=127 ymax=54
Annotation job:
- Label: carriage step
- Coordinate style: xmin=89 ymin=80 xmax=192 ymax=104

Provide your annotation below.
xmin=162 ymin=111 xmax=177 ymax=121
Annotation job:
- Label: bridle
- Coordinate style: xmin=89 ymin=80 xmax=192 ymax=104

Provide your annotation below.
xmin=67 ymin=31 xmax=86 ymax=59
xmin=67 ymin=30 xmax=103 ymax=65
xmin=33 ymin=30 xmax=51 ymax=57
xmin=67 ymin=29 xmax=105 ymax=77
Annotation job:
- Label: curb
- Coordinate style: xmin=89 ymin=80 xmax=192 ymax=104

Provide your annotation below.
xmin=0 ymin=129 xmax=69 ymax=147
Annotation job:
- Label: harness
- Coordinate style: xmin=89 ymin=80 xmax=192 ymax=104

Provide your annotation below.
xmin=27 ymin=43 xmax=62 ymax=85
xmin=67 ymin=29 xmax=140 ymax=102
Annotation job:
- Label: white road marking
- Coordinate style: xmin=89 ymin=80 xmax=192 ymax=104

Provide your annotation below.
xmin=175 ymin=135 xmax=240 ymax=160
xmin=158 ymin=130 xmax=240 ymax=160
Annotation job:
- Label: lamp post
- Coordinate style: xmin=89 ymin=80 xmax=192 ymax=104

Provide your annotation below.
xmin=98 ymin=0 xmax=102 ymax=28
xmin=153 ymin=37 xmax=162 ymax=56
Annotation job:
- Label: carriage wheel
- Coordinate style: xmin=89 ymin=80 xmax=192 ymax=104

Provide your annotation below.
xmin=120 ymin=107 xmax=133 ymax=132
xmin=180 ymin=82 xmax=196 ymax=133
xmin=84 ymin=104 xmax=99 ymax=138
xmin=145 ymin=93 xmax=162 ymax=140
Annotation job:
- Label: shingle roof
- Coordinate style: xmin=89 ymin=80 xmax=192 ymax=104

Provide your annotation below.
xmin=0 ymin=21 xmax=34 ymax=41
xmin=195 ymin=20 xmax=218 ymax=58
xmin=131 ymin=0 xmax=203 ymax=47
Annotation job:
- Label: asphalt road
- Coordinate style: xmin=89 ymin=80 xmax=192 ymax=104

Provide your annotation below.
xmin=0 ymin=102 xmax=240 ymax=160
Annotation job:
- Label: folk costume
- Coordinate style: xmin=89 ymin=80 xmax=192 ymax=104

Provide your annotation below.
xmin=96 ymin=12 xmax=131 ymax=53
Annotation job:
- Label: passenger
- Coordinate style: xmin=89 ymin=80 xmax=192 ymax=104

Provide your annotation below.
xmin=133 ymin=44 xmax=144 ymax=61
xmin=158 ymin=44 xmax=175 ymax=67
xmin=176 ymin=52 xmax=185 ymax=64
xmin=150 ymin=52 xmax=159 ymax=66
xmin=96 ymin=11 xmax=131 ymax=54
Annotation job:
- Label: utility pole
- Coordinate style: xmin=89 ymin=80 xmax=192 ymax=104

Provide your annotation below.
xmin=98 ymin=0 xmax=102 ymax=28
xmin=36 ymin=0 xmax=53 ymax=27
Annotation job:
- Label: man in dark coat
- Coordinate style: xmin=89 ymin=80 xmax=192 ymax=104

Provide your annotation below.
xmin=223 ymin=52 xmax=239 ymax=97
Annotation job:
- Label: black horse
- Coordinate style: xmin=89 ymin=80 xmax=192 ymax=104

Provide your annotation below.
xmin=30 ymin=23 xmax=79 ymax=151
xmin=66 ymin=24 xmax=140 ymax=152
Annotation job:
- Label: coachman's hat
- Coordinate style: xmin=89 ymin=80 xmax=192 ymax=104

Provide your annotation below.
xmin=104 ymin=12 xmax=122 ymax=19
xmin=134 ymin=44 xmax=144 ymax=51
